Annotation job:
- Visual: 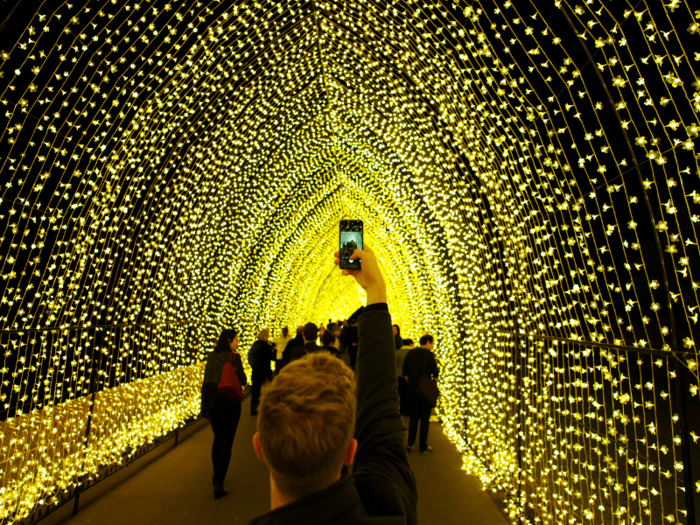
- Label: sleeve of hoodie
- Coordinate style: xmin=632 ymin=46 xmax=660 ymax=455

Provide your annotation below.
xmin=352 ymin=305 xmax=417 ymax=523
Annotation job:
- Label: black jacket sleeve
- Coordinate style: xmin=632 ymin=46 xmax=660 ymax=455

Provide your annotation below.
xmin=401 ymin=351 xmax=411 ymax=378
xmin=429 ymin=352 xmax=439 ymax=380
xmin=353 ymin=306 xmax=417 ymax=524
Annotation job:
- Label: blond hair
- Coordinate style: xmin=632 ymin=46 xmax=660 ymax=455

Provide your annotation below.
xmin=257 ymin=352 xmax=356 ymax=500
xmin=257 ymin=328 xmax=270 ymax=341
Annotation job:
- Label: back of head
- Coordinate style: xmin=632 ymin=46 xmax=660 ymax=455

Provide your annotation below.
xmin=321 ymin=330 xmax=336 ymax=347
xmin=257 ymin=352 xmax=356 ymax=500
xmin=302 ymin=322 xmax=318 ymax=342
xmin=282 ymin=326 xmax=289 ymax=338
xmin=258 ymin=328 xmax=270 ymax=341
xmin=419 ymin=334 xmax=434 ymax=347
xmin=403 ymin=338 xmax=414 ymax=347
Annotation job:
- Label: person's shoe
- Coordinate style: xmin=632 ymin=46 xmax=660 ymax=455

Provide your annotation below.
xmin=214 ymin=481 xmax=228 ymax=499
xmin=406 ymin=445 xmax=413 ymax=452
xmin=420 ymin=446 xmax=433 ymax=454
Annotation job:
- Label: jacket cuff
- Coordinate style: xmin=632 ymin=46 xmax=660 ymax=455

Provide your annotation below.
xmin=364 ymin=303 xmax=388 ymax=312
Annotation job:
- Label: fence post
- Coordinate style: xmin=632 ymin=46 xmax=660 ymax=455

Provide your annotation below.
xmin=463 ymin=328 xmax=469 ymax=448
xmin=73 ymin=327 xmax=103 ymax=516
xmin=669 ymin=355 xmax=696 ymax=524
xmin=514 ymin=320 xmax=523 ymax=513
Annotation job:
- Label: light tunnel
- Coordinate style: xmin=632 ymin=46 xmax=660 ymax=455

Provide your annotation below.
xmin=0 ymin=0 xmax=699 ymax=523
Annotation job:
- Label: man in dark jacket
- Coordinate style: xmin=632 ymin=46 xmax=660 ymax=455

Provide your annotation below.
xmin=289 ymin=322 xmax=323 ymax=362
xmin=249 ymin=244 xmax=417 ymax=525
xmin=282 ymin=326 xmax=304 ymax=366
xmin=402 ymin=335 xmax=439 ymax=454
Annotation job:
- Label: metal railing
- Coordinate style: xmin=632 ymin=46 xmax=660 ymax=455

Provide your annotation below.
xmin=457 ymin=329 xmax=699 ymax=525
xmin=0 ymin=320 xmax=212 ymax=524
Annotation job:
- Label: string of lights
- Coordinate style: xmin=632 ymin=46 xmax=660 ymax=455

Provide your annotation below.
xmin=0 ymin=0 xmax=698 ymax=523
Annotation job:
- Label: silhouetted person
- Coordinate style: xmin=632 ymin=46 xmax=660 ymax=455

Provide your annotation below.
xmin=396 ymin=338 xmax=414 ymax=416
xmin=249 ymin=329 xmax=274 ymax=415
xmin=343 ymin=318 xmax=359 ymax=369
xmin=272 ymin=326 xmax=293 ymax=374
xmin=283 ymin=326 xmax=304 ymax=365
xmin=200 ymin=329 xmax=247 ymax=499
xmin=402 ymin=335 xmax=439 ymax=454
xmin=289 ymin=322 xmax=323 ymax=362
xmin=321 ymin=330 xmax=341 ymax=358
xmin=392 ymin=324 xmax=403 ymax=350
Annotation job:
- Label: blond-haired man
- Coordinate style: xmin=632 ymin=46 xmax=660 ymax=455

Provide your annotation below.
xmin=250 ymin=245 xmax=417 ymax=524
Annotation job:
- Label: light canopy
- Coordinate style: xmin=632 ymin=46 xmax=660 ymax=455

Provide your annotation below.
xmin=0 ymin=0 xmax=699 ymax=523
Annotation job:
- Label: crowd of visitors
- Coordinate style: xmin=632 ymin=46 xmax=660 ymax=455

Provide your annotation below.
xmin=199 ymin=244 xmax=440 ymax=522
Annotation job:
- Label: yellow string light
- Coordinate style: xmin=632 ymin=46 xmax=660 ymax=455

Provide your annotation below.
xmin=0 ymin=0 xmax=698 ymax=523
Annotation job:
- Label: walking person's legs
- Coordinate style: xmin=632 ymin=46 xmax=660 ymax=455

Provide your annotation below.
xmin=406 ymin=388 xmax=419 ymax=450
xmin=418 ymin=403 xmax=431 ymax=452
xmin=216 ymin=402 xmax=241 ymax=482
xmin=212 ymin=401 xmax=241 ymax=498
xmin=210 ymin=416 xmax=223 ymax=483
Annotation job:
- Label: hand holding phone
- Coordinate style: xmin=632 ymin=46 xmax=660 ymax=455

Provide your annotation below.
xmin=334 ymin=242 xmax=387 ymax=306
xmin=339 ymin=220 xmax=363 ymax=270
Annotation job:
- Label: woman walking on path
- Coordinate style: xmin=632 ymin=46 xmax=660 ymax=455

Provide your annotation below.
xmin=200 ymin=329 xmax=247 ymax=499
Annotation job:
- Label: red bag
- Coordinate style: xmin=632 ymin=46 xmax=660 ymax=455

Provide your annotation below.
xmin=218 ymin=354 xmax=244 ymax=402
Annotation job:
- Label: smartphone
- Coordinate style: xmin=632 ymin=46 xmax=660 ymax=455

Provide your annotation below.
xmin=339 ymin=220 xmax=363 ymax=270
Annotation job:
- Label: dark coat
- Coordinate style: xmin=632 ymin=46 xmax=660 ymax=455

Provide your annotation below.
xmin=284 ymin=332 xmax=304 ymax=363
xmin=401 ymin=347 xmax=439 ymax=389
xmin=394 ymin=334 xmax=403 ymax=350
xmin=249 ymin=305 xmax=417 ymax=525
xmin=342 ymin=326 xmax=359 ymax=355
xmin=251 ymin=340 xmax=275 ymax=381
xmin=289 ymin=341 xmax=324 ymax=362
xmin=200 ymin=352 xmax=247 ymax=419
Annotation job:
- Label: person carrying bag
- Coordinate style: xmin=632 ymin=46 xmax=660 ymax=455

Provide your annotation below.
xmin=402 ymin=334 xmax=439 ymax=454
xmin=218 ymin=353 xmax=244 ymax=402
xmin=200 ymin=329 xmax=247 ymax=499
xmin=415 ymin=351 xmax=439 ymax=408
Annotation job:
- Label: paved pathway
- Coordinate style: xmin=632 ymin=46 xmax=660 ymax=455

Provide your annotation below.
xmin=40 ymin=396 xmax=509 ymax=525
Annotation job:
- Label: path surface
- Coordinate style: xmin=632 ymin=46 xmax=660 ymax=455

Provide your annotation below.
xmin=41 ymin=396 xmax=509 ymax=525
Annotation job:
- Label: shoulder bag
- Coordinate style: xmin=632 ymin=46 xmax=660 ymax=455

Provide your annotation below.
xmin=218 ymin=353 xmax=244 ymax=402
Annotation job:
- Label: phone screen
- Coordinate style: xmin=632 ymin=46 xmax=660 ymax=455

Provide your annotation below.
xmin=339 ymin=220 xmax=363 ymax=270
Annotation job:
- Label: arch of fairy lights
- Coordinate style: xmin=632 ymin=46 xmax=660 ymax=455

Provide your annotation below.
xmin=0 ymin=0 xmax=699 ymax=523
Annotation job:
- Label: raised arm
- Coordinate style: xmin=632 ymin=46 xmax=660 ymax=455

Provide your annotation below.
xmin=334 ymin=244 xmax=417 ymax=522
xmin=354 ymin=306 xmax=404 ymax=460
